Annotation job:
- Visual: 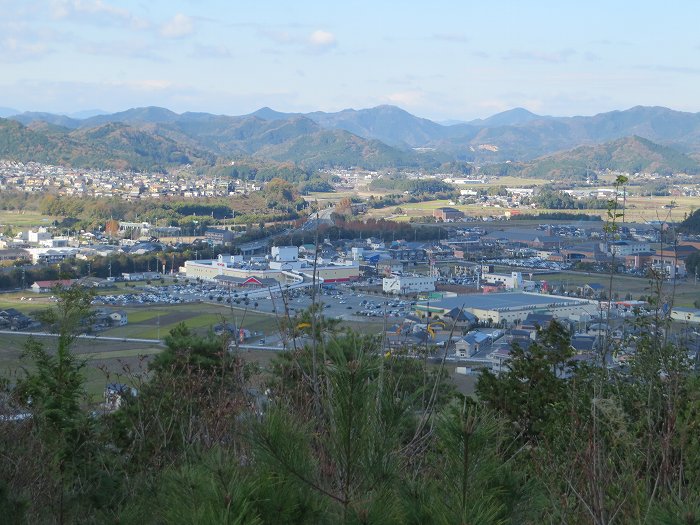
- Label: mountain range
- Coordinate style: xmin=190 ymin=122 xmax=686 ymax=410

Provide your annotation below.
xmin=3 ymin=104 xmax=700 ymax=173
xmin=480 ymin=136 xmax=700 ymax=180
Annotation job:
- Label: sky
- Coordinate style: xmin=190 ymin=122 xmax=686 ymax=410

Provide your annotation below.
xmin=1 ymin=0 xmax=700 ymax=121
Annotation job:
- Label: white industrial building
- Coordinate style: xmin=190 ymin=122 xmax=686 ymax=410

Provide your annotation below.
xmin=482 ymin=271 xmax=529 ymax=290
xmin=183 ymin=246 xmax=360 ymax=284
xmin=607 ymin=241 xmax=651 ymax=256
xmin=26 ymin=247 xmax=79 ymax=264
xmin=28 ymin=229 xmax=52 ymax=244
xmin=383 ymin=274 xmax=437 ymax=295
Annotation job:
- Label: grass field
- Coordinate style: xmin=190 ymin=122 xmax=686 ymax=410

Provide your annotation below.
xmin=0 ymin=334 xmax=161 ymax=399
xmin=0 ymin=293 xmax=53 ymax=314
xmin=529 ymin=271 xmax=700 ymax=308
xmin=364 ymin=199 xmax=556 ymax=220
xmin=0 ymin=210 xmax=58 ymax=227
xmin=622 ymin=196 xmax=697 ymax=223
xmin=94 ymin=302 xmax=282 ymax=340
xmin=365 ymin=194 xmax=698 ymax=223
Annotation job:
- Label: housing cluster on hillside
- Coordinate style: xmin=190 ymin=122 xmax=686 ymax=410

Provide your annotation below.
xmin=0 ymin=160 xmax=261 ymax=199
xmin=0 ymin=225 xmax=169 ymax=266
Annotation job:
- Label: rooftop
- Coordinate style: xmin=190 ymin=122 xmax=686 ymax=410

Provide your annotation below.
xmin=417 ymin=292 xmax=587 ymax=312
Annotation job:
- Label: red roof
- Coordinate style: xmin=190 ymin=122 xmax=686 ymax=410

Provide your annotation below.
xmin=32 ymin=279 xmax=75 ymax=288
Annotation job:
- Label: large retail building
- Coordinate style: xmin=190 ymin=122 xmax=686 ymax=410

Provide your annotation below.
xmin=182 ymin=246 xmax=360 ymax=284
xmin=415 ymin=292 xmax=597 ymax=325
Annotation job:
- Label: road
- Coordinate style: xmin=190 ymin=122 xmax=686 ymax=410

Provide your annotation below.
xmin=0 ymin=330 xmax=162 ymax=344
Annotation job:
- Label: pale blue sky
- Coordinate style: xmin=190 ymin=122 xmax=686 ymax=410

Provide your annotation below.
xmin=1 ymin=0 xmax=699 ymax=120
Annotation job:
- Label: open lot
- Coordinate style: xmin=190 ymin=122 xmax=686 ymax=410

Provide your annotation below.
xmin=365 ymin=199 xmax=597 ymax=220
xmin=365 ymin=194 xmax=698 ymax=223
xmin=0 ymin=333 xmax=161 ymax=399
xmin=97 ymin=302 xmax=281 ymax=341
xmin=530 ymin=270 xmax=700 ymax=308
xmin=0 ymin=210 xmax=59 ymax=228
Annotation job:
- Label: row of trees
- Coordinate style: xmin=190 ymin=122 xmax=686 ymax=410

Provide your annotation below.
xmin=530 ymin=189 xmax=609 ymax=210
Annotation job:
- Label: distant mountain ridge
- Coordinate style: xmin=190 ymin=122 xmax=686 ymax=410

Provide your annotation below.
xmin=0 ymin=118 xmax=215 ymax=171
xmin=0 ymin=107 xmax=20 ymax=118
xmin=4 ymin=104 xmax=700 ymax=171
xmin=0 ymin=111 xmax=436 ymax=171
xmin=465 ymin=107 xmax=547 ymax=127
xmin=480 ymin=135 xmax=700 ymax=180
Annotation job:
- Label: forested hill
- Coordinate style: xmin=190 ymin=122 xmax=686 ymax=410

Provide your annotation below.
xmin=0 ymin=118 xmax=214 ymax=171
xmin=479 ymin=135 xmax=700 ymax=180
xmin=6 ymin=104 xmax=700 ymax=170
xmin=0 ymin=114 xmax=441 ymax=171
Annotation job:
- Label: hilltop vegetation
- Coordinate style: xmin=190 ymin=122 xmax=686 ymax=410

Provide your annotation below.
xmin=0 ymin=118 xmax=214 ymax=171
xmin=479 ymin=136 xmax=700 ymax=180
xmin=680 ymin=208 xmax=700 ymax=234
xmin=0 ymin=113 xmax=440 ymax=172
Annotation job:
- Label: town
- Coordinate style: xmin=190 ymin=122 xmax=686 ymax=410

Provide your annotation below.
xmin=2 ymin=198 xmax=699 ymax=388
xmin=5 ymin=0 xmax=700 ymax=520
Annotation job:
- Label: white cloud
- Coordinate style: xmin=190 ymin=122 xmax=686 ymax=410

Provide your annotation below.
xmin=308 ymin=30 xmax=336 ymax=48
xmin=0 ymin=37 xmax=50 ymax=62
xmin=81 ymin=39 xmax=163 ymax=61
xmin=386 ymin=91 xmax=424 ymax=107
xmin=504 ymin=49 xmax=576 ymax=64
xmin=51 ymin=0 xmax=149 ymax=30
xmin=122 ymin=79 xmax=174 ymax=91
xmin=259 ymin=28 xmax=337 ymax=54
xmin=261 ymin=29 xmax=295 ymax=45
xmin=160 ymin=13 xmax=194 ymax=39
xmin=191 ymin=44 xmax=233 ymax=59
xmin=432 ymin=33 xmax=469 ymax=43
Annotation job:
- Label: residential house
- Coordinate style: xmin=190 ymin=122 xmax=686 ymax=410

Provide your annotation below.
xmin=30 ymin=279 xmax=76 ymax=293
xmin=109 ymin=311 xmax=128 ymax=327
xmin=433 ymin=207 xmax=464 ymax=221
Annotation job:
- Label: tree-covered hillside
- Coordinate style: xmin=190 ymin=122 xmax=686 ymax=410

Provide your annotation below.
xmin=479 ymin=135 xmax=700 ymax=180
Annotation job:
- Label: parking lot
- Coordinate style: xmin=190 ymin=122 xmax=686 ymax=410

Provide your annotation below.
xmin=240 ymin=283 xmax=415 ymax=322
xmin=87 ymin=280 xmax=417 ymax=328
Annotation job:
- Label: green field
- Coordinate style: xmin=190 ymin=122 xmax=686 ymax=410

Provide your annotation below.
xmin=0 ymin=210 xmax=59 ymax=227
xmin=0 ymin=293 xmax=53 ymax=314
xmin=96 ymin=302 xmax=282 ymax=340
xmin=82 ymin=347 xmax=162 ymax=360
xmin=530 ymin=271 xmax=700 ymax=308
xmin=622 ymin=195 xmax=697 ymax=223
xmin=0 ymin=334 xmax=162 ymax=399
xmin=365 ymin=194 xmax=699 ymax=223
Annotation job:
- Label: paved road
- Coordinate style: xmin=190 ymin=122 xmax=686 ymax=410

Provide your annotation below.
xmin=0 ymin=329 xmax=297 ymax=355
xmin=0 ymin=330 xmax=162 ymax=344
